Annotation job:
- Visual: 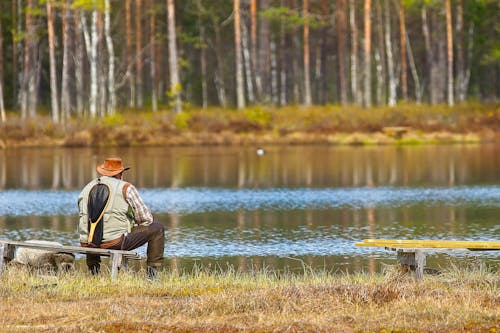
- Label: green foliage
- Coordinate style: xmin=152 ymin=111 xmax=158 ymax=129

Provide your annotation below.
xmin=101 ymin=113 xmax=125 ymax=128
xmin=174 ymin=111 xmax=191 ymax=130
xmin=72 ymin=0 xmax=104 ymax=11
xmin=243 ymin=107 xmax=272 ymax=127
xmin=261 ymin=7 xmax=322 ymax=30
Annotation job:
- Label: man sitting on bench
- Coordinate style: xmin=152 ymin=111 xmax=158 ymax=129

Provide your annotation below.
xmin=78 ymin=157 xmax=165 ymax=280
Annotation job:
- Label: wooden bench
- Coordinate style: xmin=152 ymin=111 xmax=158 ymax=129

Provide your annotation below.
xmin=355 ymin=239 xmax=500 ymax=281
xmin=0 ymin=240 xmax=141 ymax=280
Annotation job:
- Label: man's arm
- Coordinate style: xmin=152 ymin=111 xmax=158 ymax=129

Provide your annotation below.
xmin=125 ymin=184 xmax=154 ymax=225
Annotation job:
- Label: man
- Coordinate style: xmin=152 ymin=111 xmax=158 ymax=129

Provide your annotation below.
xmin=78 ymin=157 xmax=164 ymax=280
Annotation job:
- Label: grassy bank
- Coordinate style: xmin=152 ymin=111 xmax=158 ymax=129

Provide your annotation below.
xmin=0 ymin=264 xmax=498 ymax=332
xmin=0 ymin=103 xmax=498 ymax=148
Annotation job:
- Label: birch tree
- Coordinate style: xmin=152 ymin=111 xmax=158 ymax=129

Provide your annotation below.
xmin=445 ymin=0 xmax=454 ymax=106
xmin=150 ymin=0 xmax=158 ymax=112
xmin=135 ymin=0 xmax=144 ymax=108
xmin=104 ymin=0 xmax=116 ymax=114
xmin=167 ymin=0 xmax=182 ymax=112
xmin=399 ymin=0 xmax=408 ymax=101
xmin=363 ymin=0 xmax=372 ymax=108
xmin=234 ymin=0 xmax=245 ymax=109
xmin=385 ymin=0 xmax=396 ymax=106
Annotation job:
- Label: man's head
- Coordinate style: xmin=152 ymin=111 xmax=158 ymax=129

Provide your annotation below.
xmin=96 ymin=157 xmax=130 ymax=178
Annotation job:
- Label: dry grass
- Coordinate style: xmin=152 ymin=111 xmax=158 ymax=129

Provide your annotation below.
xmin=0 ymin=103 xmax=498 ymax=147
xmin=0 ymin=263 xmax=498 ymax=333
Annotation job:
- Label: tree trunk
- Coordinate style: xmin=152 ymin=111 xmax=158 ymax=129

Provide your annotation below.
xmin=104 ymin=0 xmax=116 ymax=115
xmin=75 ymin=13 xmax=85 ymax=116
xmin=455 ymin=0 xmax=465 ymax=102
xmin=89 ymin=11 xmax=99 ymax=117
xmin=350 ymin=0 xmax=361 ymax=105
xmin=0 ymin=11 xmax=5 ymax=123
xmin=125 ymin=0 xmax=135 ymax=107
xmin=384 ymin=0 xmax=396 ymax=106
xmin=241 ymin=19 xmax=255 ymax=103
xmin=406 ymin=30 xmax=422 ymax=103
xmin=61 ymin=0 xmax=72 ymax=122
xmin=212 ymin=17 xmax=227 ymax=108
xmin=258 ymin=0 xmax=270 ymax=102
xmin=399 ymin=0 xmax=407 ymax=101
xmin=151 ymin=0 xmax=158 ymax=112
xmin=421 ymin=6 xmax=435 ymax=104
xmin=363 ymin=0 xmax=372 ymax=108
xmin=374 ymin=0 xmax=386 ymax=105
xmin=250 ymin=0 xmax=257 ymax=101
xmin=46 ymin=0 xmax=60 ymax=123
xmin=270 ymin=37 xmax=278 ymax=105
xmin=279 ymin=0 xmax=286 ymax=106
xmin=167 ymin=0 xmax=182 ymax=112
xmin=303 ymin=0 xmax=312 ymax=106
xmin=337 ymin=0 xmax=348 ymax=105
xmin=445 ymin=0 xmax=454 ymax=106
xmin=135 ymin=0 xmax=143 ymax=108
xmin=234 ymin=0 xmax=245 ymax=109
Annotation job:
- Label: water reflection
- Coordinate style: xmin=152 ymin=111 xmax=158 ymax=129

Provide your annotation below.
xmin=1 ymin=145 xmax=499 ymax=190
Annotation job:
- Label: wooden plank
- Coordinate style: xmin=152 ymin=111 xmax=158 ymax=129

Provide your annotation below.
xmin=355 ymin=239 xmax=500 ymax=249
xmin=0 ymin=240 xmax=140 ymax=259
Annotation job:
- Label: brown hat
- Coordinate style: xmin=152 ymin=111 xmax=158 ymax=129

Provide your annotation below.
xmin=96 ymin=157 xmax=130 ymax=177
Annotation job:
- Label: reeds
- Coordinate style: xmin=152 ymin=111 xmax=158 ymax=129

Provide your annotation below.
xmin=0 ymin=263 xmax=498 ymax=332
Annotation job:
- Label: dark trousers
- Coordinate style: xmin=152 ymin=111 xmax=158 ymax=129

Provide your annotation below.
xmin=87 ymin=221 xmax=165 ymax=273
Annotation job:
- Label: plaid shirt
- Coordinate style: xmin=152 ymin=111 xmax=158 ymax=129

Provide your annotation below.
xmin=125 ymin=184 xmax=154 ymax=225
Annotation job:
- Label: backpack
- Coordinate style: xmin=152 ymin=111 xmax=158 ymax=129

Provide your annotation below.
xmin=87 ymin=182 xmax=111 ymax=247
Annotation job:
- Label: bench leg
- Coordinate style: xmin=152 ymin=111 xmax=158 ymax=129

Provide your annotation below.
xmin=0 ymin=244 xmax=4 ymax=277
xmin=415 ymin=250 xmax=426 ymax=282
xmin=110 ymin=253 xmax=123 ymax=280
xmin=397 ymin=250 xmax=426 ymax=282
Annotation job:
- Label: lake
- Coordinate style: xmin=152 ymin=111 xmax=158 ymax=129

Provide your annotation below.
xmin=0 ymin=144 xmax=499 ymax=273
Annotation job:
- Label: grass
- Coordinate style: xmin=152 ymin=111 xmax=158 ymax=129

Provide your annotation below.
xmin=0 ymin=263 xmax=498 ymax=332
xmin=0 ymin=103 xmax=498 ymax=148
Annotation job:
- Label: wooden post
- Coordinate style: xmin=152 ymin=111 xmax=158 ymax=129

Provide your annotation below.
xmin=415 ymin=249 xmax=426 ymax=282
xmin=110 ymin=253 xmax=123 ymax=280
xmin=0 ymin=244 xmax=5 ymax=277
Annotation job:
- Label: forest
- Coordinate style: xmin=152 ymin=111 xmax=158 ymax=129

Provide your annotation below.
xmin=0 ymin=0 xmax=498 ymax=124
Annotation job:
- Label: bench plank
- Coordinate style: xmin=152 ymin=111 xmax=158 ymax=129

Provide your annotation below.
xmin=0 ymin=240 xmax=140 ymax=280
xmin=356 ymin=239 xmax=500 ymax=250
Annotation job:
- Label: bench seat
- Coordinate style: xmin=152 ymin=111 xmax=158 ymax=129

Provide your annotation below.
xmin=0 ymin=239 xmax=141 ymax=279
xmin=355 ymin=239 xmax=500 ymax=281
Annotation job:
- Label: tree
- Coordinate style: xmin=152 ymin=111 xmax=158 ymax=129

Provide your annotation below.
xmin=0 ymin=9 xmax=5 ymax=123
xmin=445 ymin=0 xmax=454 ymax=106
xmin=350 ymin=0 xmax=361 ymax=105
xmin=385 ymin=0 xmax=396 ymax=106
xmin=135 ymin=0 xmax=143 ymax=108
xmin=125 ymin=0 xmax=135 ymax=107
xmin=150 ymin=0 xmax=158 ymax=112
xmin=104 ymin=0 xmax=116 ymax=114
xmin=234 ymin=0 xmax=245 ymax=109
xmin=167 ymin=0 xmax=181 ymax=112
xmin=363 ymin=0 xmax=372 ymax=107
xmin=302 ymin=0 xmax=311 ymax=106
xmin=46 ymin=0 xmax=60 ymax=123
xmin=60 ymin=0 xmax=72 ymax=121
xmin=337 ymin=0 xmax=348 ymax=105
xmin=399 ymin=0 xmax=407 ymax=101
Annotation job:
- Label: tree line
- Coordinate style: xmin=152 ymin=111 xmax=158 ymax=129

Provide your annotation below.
xmin=0 ymin=0 xmax=498 ymax=123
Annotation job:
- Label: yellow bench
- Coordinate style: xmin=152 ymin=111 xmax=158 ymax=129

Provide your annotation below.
xmin=355 ymin=239 xmax=500 ymax=281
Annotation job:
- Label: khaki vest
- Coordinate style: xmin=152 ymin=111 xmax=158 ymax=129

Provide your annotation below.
xmin=78 ymin=176 xmax=134 ymax=244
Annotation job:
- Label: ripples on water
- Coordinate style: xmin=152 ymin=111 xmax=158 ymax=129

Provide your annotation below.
xmin=1 ymin=185 xmax=500 ymax=216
